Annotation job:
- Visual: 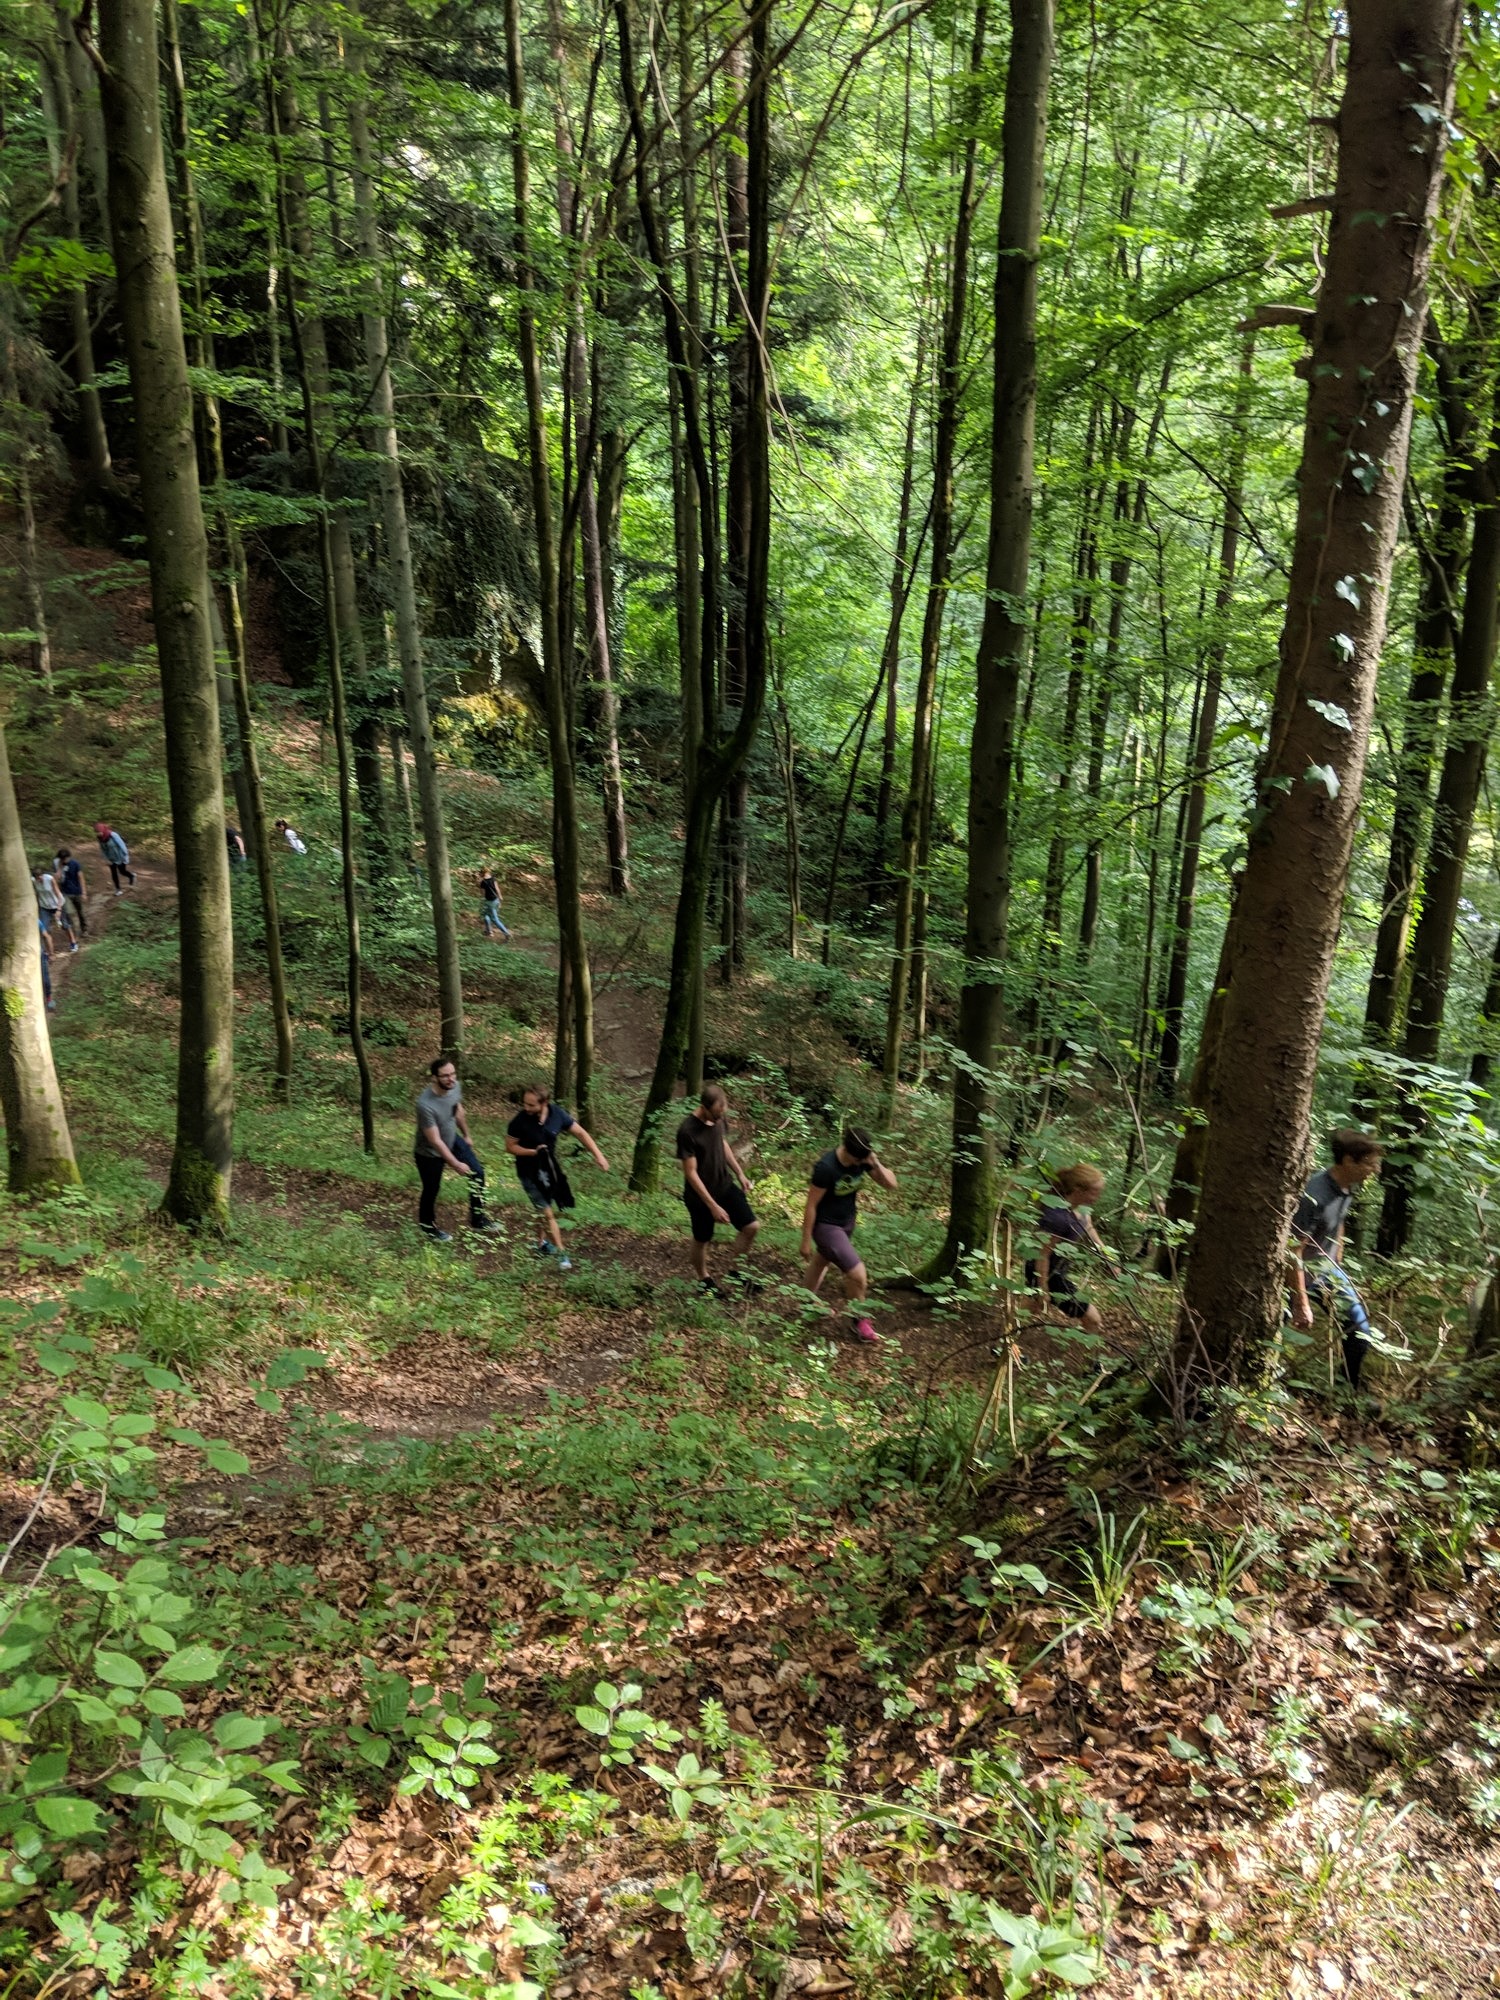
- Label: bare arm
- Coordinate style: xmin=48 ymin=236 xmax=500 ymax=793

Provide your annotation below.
xmin=422 ymin=1123 xmax=470 ymax=1173
xmin=800 ymin=1184 xmax=826 ymax=1258
xmin=505 ymin=1135 xmax=540 ymax=1158
xmin=866 ymin=1154 xmax=897 ymax=1192
xmin=569 ymin=1120 xmax=610 ymax=1172
xmin=722 ymin=1140 xmax=752 ymax=1190
xmin=682 ymin=1157 xmax=730 ymax=1223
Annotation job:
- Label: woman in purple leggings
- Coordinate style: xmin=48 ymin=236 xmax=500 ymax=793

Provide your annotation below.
xmin=800 ymin=1127 xmax=897 ymax=1345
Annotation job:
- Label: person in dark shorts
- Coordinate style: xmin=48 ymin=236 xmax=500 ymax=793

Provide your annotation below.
xmin=675 ymin=1084 xmax=759 ymax=1292
xmin=1026 ymin=1164 xmax=1112 ymax=1332
xmin=413 ymin=1057 xmax=502 ymax=1243
xmin=55 ymin=849 xmax=87 ymax=934
xmin=506 ymin=1083 xmax=610 ymax=1271
xmin=800 ymin=1127 xmax=897 ymax=1344
xmin=1289 ymin=1129 xmax=1384 ymax=1390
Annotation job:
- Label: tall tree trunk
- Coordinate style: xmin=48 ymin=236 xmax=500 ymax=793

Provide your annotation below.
xmin=1362 ymin=474 xmax=1465 ymax=1054
xmin=578 ymin=362 xmax=631 ymax=896
xmin=0 ymin=328 xmax=53 ymax=692
xmin=720 ymin=33 xmax=752 ymax=981
xmin=0 ymin=720 xmax=79 ymax=1193
xmin=884 ymin=3 xmax=986 ymax=1102
xmin=388 ymin=724 xmax=417 ymax=866
xmin=352 ymin=714 xmax=394 ymax=876
xmin=872 ymin=319 xmax=928 ymax=893
xmin=1156 ymin=336 xmax=1255 ymax=1096
xmin=345 ymin=28 xmax=464 ymax=1054
xmin=502 ymin=0 xmax=595 ymax=1116
xmin=264 ymin=30 xmax=375 ymax=1152
xmin=1472 ymin=909 xmax=1500 ymax=1090
xmin=1179 ymin=0 xmax=1458 ymax=1385
xmin=925 ymin=0 xmax=1053 ymax=1275
xmin=96 ymin=0 xmax=235 ymax=1227
xmin=163 ymin=0 xmax=292 ymax=1100
xmin=38 ymin=23 xmax=116 ymax=496
xmin=1378 ymin=370 xmax=1500 ymax=1255
xmin=621 ymin=0 xmax=770 ymax=1188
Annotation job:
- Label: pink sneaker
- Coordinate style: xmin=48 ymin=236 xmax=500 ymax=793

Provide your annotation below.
xmin=852 ymin=1318 xmax=879 ymax=1344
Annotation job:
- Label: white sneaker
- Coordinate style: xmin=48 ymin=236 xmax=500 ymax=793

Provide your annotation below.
xmin=558 ymin=1256 xmax=573 ymax=1272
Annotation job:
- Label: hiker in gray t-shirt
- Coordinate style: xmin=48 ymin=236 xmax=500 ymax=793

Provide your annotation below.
xmin=413 ymin=1057 xmax=501 ymax=1243
xmin=1288 ymin=1129 xmax=1384 ymax=1390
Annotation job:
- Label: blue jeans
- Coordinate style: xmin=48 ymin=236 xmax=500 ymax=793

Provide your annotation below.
xmin=1306 ymin=1263 xmax=1372 ymax=1387
xmin=482 ymin=904 xmax=511 ymax=937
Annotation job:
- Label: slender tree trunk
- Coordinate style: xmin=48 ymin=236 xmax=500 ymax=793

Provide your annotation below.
xmin=620 ymin=0 xmax=770 ymax=1187
xmin=821 ymin=657 xmax=890 ymax=964
xmin=1157 ymin=337 xmax=1255 ymax=1095
xmin=163 ymin=0 xmax=292 ymax=1098
xmin=0 ymin=720 xmax=79 ymax=1192
xmin=872 ymin=320 xmax=928 ymax=891
xmin=1472 ymin=911 xmax=1500 ymax=1090
xmin=773 ymin=674 xmax=801 ymax=955
xmin=1179 ymin=0 xmax=1459 ymax=1384
xmin=352 ymin=715 xmax=394 ymax=875
xmin=502 ymin=0 xmax=595 ymax=1116
xmin=884 ymin=4 xmax=986 ymax=1102
xmin=345 ymin=29 xmax=463 ymax=1054
xmin=578 ymin=370 xmax=631 ymax=896
xmin=264 ymin=31 xmax=374 ymax=1151
xmin=1362 ymin=475 xmax=1465 ymax=1053
xmin=926 ymin=0 xmax=1052 ymax=1274
xmin=1 ymin=329 xmax=54 ymax=693
xmin=97 ymin=0 xmax=235 ymax=1226
xmin=388 ymin=724 xmax=417 ymax=865
xmin=38 ymin=25 xmax=116 ymax=496
xmin=1379 ymin=372 xmax=1500 ymax=1255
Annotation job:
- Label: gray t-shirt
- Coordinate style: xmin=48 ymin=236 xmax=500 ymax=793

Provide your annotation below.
xmin=415 ymin=1083 xmax=462 ymax=1158
xmin=1292 ymin=1167 xmax=1352 ymax=1260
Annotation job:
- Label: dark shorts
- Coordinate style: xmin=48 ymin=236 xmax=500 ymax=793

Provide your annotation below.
xmin=811 ymin=1220 xmax=861 ymax=1273
xmin=683 ymin=1180 xmax=756 ymax=1244
xmin=519 ymin=1175 xmax=555 ymax=1212
xmin=1025 ymin=1256 xmax=1090 ymax=1319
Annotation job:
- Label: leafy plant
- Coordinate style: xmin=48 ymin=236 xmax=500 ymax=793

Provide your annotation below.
xmin=573 ymin=1682 xmax=682 ymax=1769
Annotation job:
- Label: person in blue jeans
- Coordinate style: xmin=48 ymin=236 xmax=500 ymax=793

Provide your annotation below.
xmin=479 ymin=869 xmax=512 ymax=939
xmin=1289 ymin=1129 xmax=1384 ymax=1390
xmin=413 ymin=1058 xmax=502 ymax=1243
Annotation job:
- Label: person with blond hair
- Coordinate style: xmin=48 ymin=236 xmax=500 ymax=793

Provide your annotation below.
xmin=1026 ymin=1164 xmax=1112 ymax=1332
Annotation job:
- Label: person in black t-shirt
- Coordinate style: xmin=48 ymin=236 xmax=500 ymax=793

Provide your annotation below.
xmin=1025 ymin=1164 xmax=1113 ymax=1331
xmin=1289 ymin=1128 xmax=1383 ymax=1389
xmin=800 ymin=1127 xmax=897 ymax=1344
xmin=674 ymin=1083 xmax=759 ymax=1292
xmin=505 ymin=1083 xmax=610 ymax=1270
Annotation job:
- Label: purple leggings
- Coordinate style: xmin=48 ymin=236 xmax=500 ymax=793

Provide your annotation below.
xmin=812 ymin=1221 xmax=861 ymax=1273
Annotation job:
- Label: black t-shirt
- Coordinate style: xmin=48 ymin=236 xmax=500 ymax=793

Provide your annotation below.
xmin=507 ymin=1101 xmax=575 ymax=1179
xmin=810 ymin=1150 xmax=871 ymax=1229
xmin=1037 ymin=1202 xmax=1091 ymax=1250
xmin=60 ymin=859 xmax=83 ymax=897
xmin=480 ymin=875 xmax=500 ymax=904
xmin=676 ymin=1114 xmax=733 ymax=1200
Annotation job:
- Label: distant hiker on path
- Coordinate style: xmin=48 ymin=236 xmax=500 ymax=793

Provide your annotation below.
xmin=94 ymin=823 xmax=136 ymax=892
xmin=479 ymin=869 xmax=511 ymax=939
xmin=1026 ymin=1164 xmax=1114 ymax=1334
xmin=800 ymin=1127 xmax=897 ymax=1345
xmin=34 ymin=864 xmax=78 ymax=953
xmin=675 ymin=1083 xmax=760 ymax=1293
xmin=275 ymin=819 xmax=307 ymax=854
xmin=1290 ymin=1129 xmax=1384 ymax=1391
xmin=56 ymin=848 xmax=87 ymax=934
xmin=506 ymin=1083 xmax=610 ymax=1271
xmin=226 ymin=824 xmax=247 ymax=866
xmin=413 ymin=1057 xmax=502 ymax=1243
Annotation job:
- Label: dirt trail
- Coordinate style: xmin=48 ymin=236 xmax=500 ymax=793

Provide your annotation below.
xmin=45 ymin=853 xmax=175 ymax=1009
xmin=505 ymin=929 xmax=662 ymax=1082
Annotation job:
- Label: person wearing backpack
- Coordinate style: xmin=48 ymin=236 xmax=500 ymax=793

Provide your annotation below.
xmin=94 ymin=823 xmax=136 ymax=892
xmin=55 ymin=848 xmax=88 ymax=934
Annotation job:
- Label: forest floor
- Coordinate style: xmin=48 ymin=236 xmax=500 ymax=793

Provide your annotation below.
xmin=4 ymin=583 xmax=1500 ymax=1998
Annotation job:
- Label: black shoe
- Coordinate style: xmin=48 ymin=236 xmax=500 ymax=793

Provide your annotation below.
xmin=469 ymin=1218 xmax=502 ymax=1238
xmin=422 ymin=1227 xmax=453 ymax=1243
xmin=699 ymin=1278 xmax=725 ymax=1298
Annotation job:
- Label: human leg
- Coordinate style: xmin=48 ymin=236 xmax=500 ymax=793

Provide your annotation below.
xmin=451 ymin=1136 xmax=498 ymax=1232
xmin=1311 ymin=1268 xmax=1373 ymax=1389
xmin=683 ymin=1188 xmax=716 ymax=1280
xmin=415 ymin=1151 xmax=447 ymax=1235
xmin=68 ymin=894 xmax=87 ymax=935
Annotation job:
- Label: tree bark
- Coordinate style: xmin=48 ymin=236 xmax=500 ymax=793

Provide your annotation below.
xmin=503 ymin=0 xmax=596 ymax=1117
xmin=346 ymin=28 xmax=464 ymax=1055
xmin=620 ymin=0 xmax=770 ymax=1188
xmin=0 ymin=326 xmax=53 ymax=693
xmin=1361 ymin=473 xmax=1464 ymax=1053
xmin=0 ymin=719 xmax=79 ymax=1193
xmin=1156 ymin=337 xmax=1255 ymax=1095
xmin=871 ymin=320 xmax=928 ymax=895
xmin=1378 ymin=366 xmax=1500 ymax=1254
xmin=884 ymin=4 xmax=986 ymax=1102
xmin=97 ymin=0 xmax=236 ymax=1227
xmin=924 ymin=0 xmax=1053 ymax=1275
xmin=1178 ymin=0 xmax=1459 ymax=1385
xmin=163 ymin=0 xmax=293 ymax=1100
